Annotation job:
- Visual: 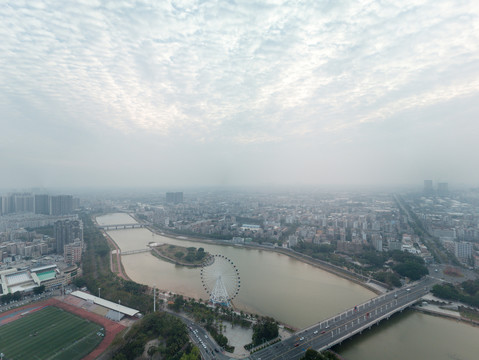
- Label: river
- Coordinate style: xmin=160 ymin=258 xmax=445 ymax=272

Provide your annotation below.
xmin=97 ymin=213 xmax=479 ymax=360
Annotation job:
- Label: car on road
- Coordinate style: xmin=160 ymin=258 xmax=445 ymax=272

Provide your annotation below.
xmin=294 ymin=343 xmax=299 ymax=347
xmin=299 ymin=337 xmax=304 ymax=341
xmin=321 ymin=331 xmax=326 ymax=334
xmin=313 ymin=330 xmax=318 ymax=334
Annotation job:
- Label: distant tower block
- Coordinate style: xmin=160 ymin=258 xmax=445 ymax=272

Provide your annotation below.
xmin=423 ymin=180 xmax=434 ymax=195
xmin=166 ymin=192 xmax=183 ymax=204
xmin=437 ymin=182 xmax=449 ymax=196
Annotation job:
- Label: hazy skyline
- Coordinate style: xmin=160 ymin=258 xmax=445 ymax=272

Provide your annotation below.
xmin=1 ymin=0 xmax=479 ymax=189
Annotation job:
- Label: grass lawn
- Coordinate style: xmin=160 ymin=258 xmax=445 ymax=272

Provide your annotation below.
xmin=0 ymin=306 xmax=103 ymax=360
xmin=460 ymin=308 xmax=479 ymax=322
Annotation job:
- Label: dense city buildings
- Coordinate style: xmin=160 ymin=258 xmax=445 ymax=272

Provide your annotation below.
xmin=1 ymin=186 xmax=478 ymax=300
xmin=116 ymin=186 xmax=478 ymax=271
xmin=0 ymin=193 xmax=79 ymax=216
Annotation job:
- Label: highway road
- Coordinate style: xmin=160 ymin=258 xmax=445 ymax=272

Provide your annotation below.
xmin=165 ymin=310 xmax=230 ymax=360
xmin=248 ymin=277 xmax=439 ymax=360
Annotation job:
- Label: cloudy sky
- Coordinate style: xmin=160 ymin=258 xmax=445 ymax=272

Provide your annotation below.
xmin=1 ymin=0 xmax=478 ymax=190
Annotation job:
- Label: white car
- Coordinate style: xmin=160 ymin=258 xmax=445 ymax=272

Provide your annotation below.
xmin=313 ymin=330 xmax=318 ymax=334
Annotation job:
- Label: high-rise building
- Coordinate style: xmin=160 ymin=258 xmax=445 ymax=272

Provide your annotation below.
xmin=72 ymin=197 xmax=80 ymax=210
xmin=9 ymin=193 xmax=35 ymax=213
xmin=64 ymin=240 xmax=83 ymax=265
xmin=4 ymin=194 xmax=15 ymax=214
xmin=454 ymin=241 xmax=472 ymax=261
xmin=54 ymin=219 xmax=83 ymax=253
xmin=34 ymin=194 xmax=50 ymax=215
xmin=166 ymin=192 xmax=183 ymax=204
xmin=437 ymin=182 xmax=449 ymax=197
xmin=371 ymin=235 xmax=383 ymax=251
xmin=51 ymin=195 xmax=73 ymax=215
xmin=423 ymin=180 xmax=434 ymax=195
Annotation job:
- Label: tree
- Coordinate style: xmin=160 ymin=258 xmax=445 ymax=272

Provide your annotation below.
xmin=12 ymin=291 xmax=22 ymax=301
xmin=112 ymin=354 xmax=127 ymax=360
xmin=169 ymin=295 xmax=185 ymax=312
xmin=393 ymin=262 xmax=428 ymax=280
xmin=196 ymin=248 xmax=206 ymax=261
xmin=33 ymin=285 xmax=46 ymax=295
xmin=301 ymin=349 xmax=340 ymax=360
xmin=180 ymin=346 xmax=200 ymax=360
xmin=252 ymin=318 xmax=278 ymax=346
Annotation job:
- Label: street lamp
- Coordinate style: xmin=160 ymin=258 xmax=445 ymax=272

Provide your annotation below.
xmin=98 ymin=288 xmax=101 ymax=298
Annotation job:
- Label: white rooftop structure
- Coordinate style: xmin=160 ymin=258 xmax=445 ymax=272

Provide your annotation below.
xmin=71 ymin=291 xmax=139 ymax=317
xmin=0 ymin=270 xmax=40 ymax=295
xmin=31 ymin=264 xmax=57 ymax=273
xmin=6 ymin=272 xmax=32 ymax=286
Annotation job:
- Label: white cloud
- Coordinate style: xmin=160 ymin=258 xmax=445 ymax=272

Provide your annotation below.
xmin=1 ymin=0 xmax=479 ymax=187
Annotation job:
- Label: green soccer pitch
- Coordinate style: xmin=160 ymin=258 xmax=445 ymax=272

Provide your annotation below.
xmin=0 ymin=306 xmax=103 ymax=360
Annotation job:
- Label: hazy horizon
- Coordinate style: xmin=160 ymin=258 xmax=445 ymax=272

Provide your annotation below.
xmin=2 ymin=1 xmax=478 ymax=189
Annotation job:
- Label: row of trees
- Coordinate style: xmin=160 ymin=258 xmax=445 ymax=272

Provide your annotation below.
xmin=0 ymin=286 xmax=44 ymax=304
xmin=294 ymin=240 xmax=429 ymax=287
xmin=75 ymin=213 xmax=153 ymax=314
xmin=431 ymin=279 xmax=479 ymax=307
xmin=0 ymin=291 xmax=22 ymax=304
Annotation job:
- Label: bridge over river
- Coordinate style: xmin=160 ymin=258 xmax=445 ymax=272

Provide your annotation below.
xmin=246 ymin=276 xmax=439 ymax=360
xmin=99 ymin=223 xmax=145 ymax=230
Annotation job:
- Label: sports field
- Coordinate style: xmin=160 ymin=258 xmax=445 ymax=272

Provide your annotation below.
xmin=0 ymin=306 xmax=103 ymax=360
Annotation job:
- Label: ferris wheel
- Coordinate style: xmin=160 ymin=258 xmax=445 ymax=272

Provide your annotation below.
xmin=200 ymin=254 xmax=240 ymax=307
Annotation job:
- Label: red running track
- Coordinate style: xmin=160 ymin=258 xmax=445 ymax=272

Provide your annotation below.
xmin=0 ymin=297 xmax=125 ymax=360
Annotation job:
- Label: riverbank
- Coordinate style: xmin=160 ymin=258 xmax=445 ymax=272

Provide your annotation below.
xmin=414 ymin=294 xmax=479 ymax=328
xmin=144 ymin=226 xmax=479 ymax=330
xmin=147 ymin=225 xmax=385 ymax=295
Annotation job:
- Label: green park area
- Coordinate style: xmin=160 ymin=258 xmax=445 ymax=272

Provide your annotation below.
xmin=153 ymin=244 xmax=208 ymax=265
xmin=0 ymin=306 xmax=103 ymax=360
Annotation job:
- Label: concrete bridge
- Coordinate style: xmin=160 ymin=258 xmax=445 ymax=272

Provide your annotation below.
xmin=99 ymin=223 xmax=145 ymax=230
xmin=121 ymin=248 xmax=151 ymax=255
xmin=247 ymin=276 xmax=439 ymax=360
